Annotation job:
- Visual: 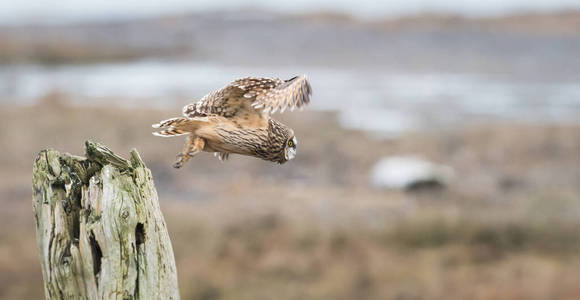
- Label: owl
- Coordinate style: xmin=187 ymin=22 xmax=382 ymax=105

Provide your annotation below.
xmin=152 ymin=75 xmax=312 ymax=168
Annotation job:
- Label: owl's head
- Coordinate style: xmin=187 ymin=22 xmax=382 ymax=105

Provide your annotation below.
xmin=267 ymin=119 xmax=297 ymax=164
xmin=283 ymin=136 xmax=297 ymax=162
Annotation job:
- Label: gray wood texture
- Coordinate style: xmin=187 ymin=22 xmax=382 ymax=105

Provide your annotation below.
xmin=32 ymin=141 xmax=179 ymax=300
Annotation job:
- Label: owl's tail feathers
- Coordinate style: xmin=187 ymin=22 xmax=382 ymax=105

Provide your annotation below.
xmin=152 ymin=117 xmax=192 ymax=137
xmin=152 ymin=117 xmax=187 ymax=129
xmin=152 ymin=128 xmax=188 ymax=137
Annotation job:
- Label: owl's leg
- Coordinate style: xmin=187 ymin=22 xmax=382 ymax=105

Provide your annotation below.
xmin=173 ymin=135 xmax=205 ymax=169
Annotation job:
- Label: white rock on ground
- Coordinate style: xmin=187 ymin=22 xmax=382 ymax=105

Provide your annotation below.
xmin=371 ymin=156 xmax=455 ymax=190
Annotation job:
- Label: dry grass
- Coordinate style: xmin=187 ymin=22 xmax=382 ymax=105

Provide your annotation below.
xmin=371 ymin=11 xmax=580 ymax=35
xmin=1 ymin=99 xmax=580 ymax=299
xmin=165 ymin=209 xmax=580 ymax=300
xmin=0 ymin=38 xmax=152 ymax=64
xmin=0 ymin=29 xmax=189 ymax=64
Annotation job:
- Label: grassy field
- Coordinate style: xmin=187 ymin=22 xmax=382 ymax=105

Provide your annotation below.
xmin=1 ymin=98 xmax=580 ymax=299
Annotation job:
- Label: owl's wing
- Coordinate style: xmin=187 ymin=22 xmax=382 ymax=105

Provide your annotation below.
xmin=182 ymin=75 xmax=311 ymax=119
xmin=233 ymin=75 xmax=312 ymax=114
xmin=182 ymin=87 xmax=243 ymax=119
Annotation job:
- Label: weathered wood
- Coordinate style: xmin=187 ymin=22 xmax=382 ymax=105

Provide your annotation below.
xmin=32 ymin=141 xmax=180 ymax=300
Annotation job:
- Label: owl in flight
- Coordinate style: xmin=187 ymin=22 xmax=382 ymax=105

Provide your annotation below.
xmin=152 ymin=75 xmax=312 ymax=168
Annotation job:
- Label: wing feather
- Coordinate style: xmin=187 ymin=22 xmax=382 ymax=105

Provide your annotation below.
xmin=249 ymin=75 xmax=312 ymax=113
xmin=182 ymin=75 xmax=312 ymax=119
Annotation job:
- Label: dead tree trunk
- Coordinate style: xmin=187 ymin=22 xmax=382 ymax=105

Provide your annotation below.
xmin=32 ymin=141 xmax=180 ymax=300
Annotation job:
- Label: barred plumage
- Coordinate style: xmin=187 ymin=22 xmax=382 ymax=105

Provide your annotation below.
xmin=153 ymin=75 xmax=311 ymax=168
xmin=152 ymin=128 xmax=188 ymax=137
xmin=152 ymin=117 xmax=190 ymax=129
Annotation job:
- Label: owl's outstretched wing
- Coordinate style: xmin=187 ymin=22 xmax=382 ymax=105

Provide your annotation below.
xmin=182 ymin=75 xmax=311 ymax=119
xmin=233 ymin=75 xmax=312 ymax=113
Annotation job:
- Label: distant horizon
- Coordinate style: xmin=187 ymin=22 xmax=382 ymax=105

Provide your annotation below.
xmin=2 ymin=0 xmax=580 ymax=25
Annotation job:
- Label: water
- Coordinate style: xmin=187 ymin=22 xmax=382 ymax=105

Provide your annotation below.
xmin=2 ymin=61 xmax=579 ymax=136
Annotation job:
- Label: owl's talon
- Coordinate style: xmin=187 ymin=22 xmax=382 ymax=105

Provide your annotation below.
xmin=173 ymin=153 xmax=188 ymax=168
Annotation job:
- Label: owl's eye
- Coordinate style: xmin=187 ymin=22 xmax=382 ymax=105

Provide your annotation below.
xmin=288 ymin=140 xmax=294 ymax=147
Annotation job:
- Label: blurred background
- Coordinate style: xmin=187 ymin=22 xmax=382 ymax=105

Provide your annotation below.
xmin=2 ymin=0 xmax=580 ymax=299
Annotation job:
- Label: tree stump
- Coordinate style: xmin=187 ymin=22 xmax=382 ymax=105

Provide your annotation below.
xmin=32 ymin=141 xmax=180 ymax=300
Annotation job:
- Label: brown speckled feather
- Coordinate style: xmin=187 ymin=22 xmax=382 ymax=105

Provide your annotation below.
xmin=243 ymin=75 xmax=311 ymax=113
xmin=182 ymin=75 xmax=312 ymax=119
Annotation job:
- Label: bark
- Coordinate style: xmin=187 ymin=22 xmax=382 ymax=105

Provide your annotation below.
xmin=32 ymin=141 xmax=180 ymax=300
